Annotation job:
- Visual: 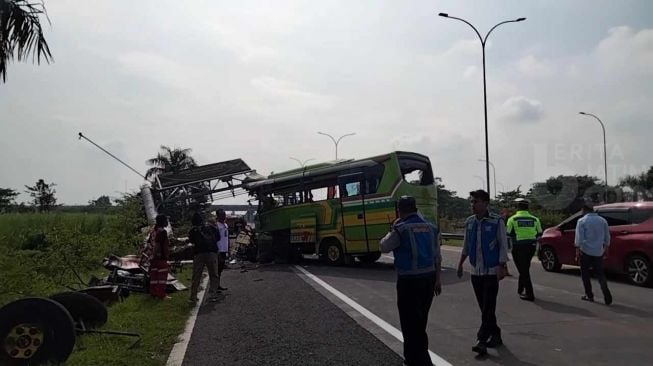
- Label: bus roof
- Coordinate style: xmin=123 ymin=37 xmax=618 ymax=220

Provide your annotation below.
xmin=243 ymin=151 xmax=430 ymax=192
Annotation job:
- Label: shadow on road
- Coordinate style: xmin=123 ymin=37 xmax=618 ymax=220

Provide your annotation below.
xmin=479 ymin=345 xmax=540 ymax=366
xmin=608 ymin=304 xmax=653 ymax=318
xmin=557 ymin=267 xmax=633 ymax=286
xmin=533 ymin=298 xmax=596 ymax=318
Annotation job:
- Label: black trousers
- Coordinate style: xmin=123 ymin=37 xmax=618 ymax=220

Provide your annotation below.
xmin=512 ymin=244 xmax=536 ymax=297
xmin=397 ymin=276 xmax=436 ymax=366
xmin=471 ymin=275 xmax=500 ymax=342
xmin=580 ymin=252 xmax=611 ymax=300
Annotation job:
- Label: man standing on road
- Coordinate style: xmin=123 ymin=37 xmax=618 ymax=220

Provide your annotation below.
xmin=380 ymin=196 xmax=442 ymax=366
xmin=506 ymin=198 xmax=542 ymax=301
xmin=457 ymin=190 xmax=509 ymax=356
xmin=188 ymin=212 xmax=220 ymax=303
xmin=575 ymin=198 xmax=612 ymax=305
xmin=215 ymin=209 xmax=229 ymax=291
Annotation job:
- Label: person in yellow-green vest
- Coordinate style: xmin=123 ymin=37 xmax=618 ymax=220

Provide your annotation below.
xmin=506 ymin=198 xmax=542 ymax=301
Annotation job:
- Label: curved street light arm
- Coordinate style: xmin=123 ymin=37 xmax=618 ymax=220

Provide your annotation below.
xmin=579 ymin=112 xmax=606 ymax=135
xmin=289 ymin=157 xmax=303 ymax=167
xmin=336 ymin=132 xmax=356 ymax=145
xmin=317 ymin=131 xmax=337 ymax=145
xmin=441 ymin=15 xmax=484 ymax=44
xmin=484 ymin=19 xmax=525 ymax=44
xmin=579 ymin=112 xmax=609 ymax=197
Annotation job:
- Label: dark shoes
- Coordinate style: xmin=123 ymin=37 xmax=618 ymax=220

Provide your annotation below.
xmin=604 ymin=292 xmax=613 ymax=306
xmin=581 ymin=294 xmax=612 ymax=305
xmin=519 ymin=294 xmax=535 ymax=302
xmin=472 ymin=341 xmax=488 ymax=355
xmin=486 ymin=335 xmax=503 ymax=348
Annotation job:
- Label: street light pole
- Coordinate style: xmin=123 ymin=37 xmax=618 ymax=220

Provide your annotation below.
xmin=478 ymin=159 xmax=497 ymax=199
xmin=579 ymin=112 xmax=608 ymax=201
xmin=317 ymin=132 xmax=356 ymax=160
xmin=289 ymin=157 xmax=315 ymax=168
xmin=439 ymin=13 xmax=525 ymax=198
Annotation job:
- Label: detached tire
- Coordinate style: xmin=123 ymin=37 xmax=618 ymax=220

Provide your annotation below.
xmin=540 ymin=246 xmax=562 ymax=272
xmin=50 ymin=291 xmax=108 ymax=329
xmin=321 ymin=239 xmax=344 ymax=266
xmin=0 ymin=297 xmax=76 ymax=366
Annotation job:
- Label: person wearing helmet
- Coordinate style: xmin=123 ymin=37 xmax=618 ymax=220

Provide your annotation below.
xmin=506 ymin=198 xmax=542 ymax=301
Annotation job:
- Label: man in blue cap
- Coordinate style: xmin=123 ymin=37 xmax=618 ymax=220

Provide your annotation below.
xmin=380 ymin=195 xmax=442 ymax=366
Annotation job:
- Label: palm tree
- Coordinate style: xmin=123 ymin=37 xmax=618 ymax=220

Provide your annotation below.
xmin=0 ymin=0 xmax=53 ymax=82
xmin=145 ymin=145 xmax=197 ymax=182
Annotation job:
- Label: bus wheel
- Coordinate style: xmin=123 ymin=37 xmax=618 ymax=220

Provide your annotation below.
xmin=322 ymin=240 xmax=344 ymax=265
xmin=358 ymin=253 xmax=381 ymax=264
xmin=49 ymin=291 xmax=108 ymax=329
xmin=0 ymin=298 xmax=76 ymax=366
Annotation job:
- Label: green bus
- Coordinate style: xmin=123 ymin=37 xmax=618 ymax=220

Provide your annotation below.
xmin=244 ymin=151 xmax=437 ymax=264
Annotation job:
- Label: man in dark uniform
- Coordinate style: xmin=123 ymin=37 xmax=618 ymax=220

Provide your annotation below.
xmin=457 ymin=190 xmax=509 ymax=356
xmin=506 ymin=198 xmax=542 ymax=301
xmin=380 ymin=196 xmax=442 ymax=366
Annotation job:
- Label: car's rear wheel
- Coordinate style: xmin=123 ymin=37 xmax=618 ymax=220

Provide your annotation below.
xmin=626 ymin=254 xmax=650 ymax=286
xmin=540 ymin=246 xmax=562 ymax=272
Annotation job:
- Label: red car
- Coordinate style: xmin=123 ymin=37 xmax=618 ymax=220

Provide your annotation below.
xmin=538 ymin=202 xmax=653 ymax=286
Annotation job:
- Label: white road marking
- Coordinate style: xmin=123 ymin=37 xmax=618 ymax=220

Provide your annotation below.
xmin=294 ymin=265 xmax=453 ymax=366
xmin=166 ymin=273 xmax=209 ymax=366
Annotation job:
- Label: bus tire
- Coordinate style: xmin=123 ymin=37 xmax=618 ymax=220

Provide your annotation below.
xmin=321 ymin=239 xmax=344 ymax=266
xmin=0 ymin=298 xmax=76 ymax=366
xmin=49 ymin=291 xmax=108 ymax=329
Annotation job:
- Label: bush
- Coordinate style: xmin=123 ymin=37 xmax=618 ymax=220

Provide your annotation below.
xmin=0 ymin=200 xmax=148 ymax=306
xmin=533 ymin=210 xmax=567 ymax=230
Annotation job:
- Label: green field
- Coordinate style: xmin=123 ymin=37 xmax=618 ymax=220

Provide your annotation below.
xmin=0 ymin=212 xmax=194 ymax=366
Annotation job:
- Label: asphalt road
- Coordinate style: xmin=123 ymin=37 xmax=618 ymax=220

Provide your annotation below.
xmin=181 ymin=247 xmax=653 ymax=366
xmin=301 ymin=246 xmax=653 ymax=366
xmin=181 ymin=263 xmax=403 ymax=366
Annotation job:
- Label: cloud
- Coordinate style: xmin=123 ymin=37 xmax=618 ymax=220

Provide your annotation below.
xmin=463 ymin=65 xmax=479 ymax=79
xmin=517 ymin=55 xmax=555 ymax=78
xmin=117 ymin=52 xmax=189 ymax=88
xmin=440 ymin=39 xmax=481 ymax=59
xmin=250 ymin=76 xmax=335 ymax=110
xmin=595 ymin=26 xmax=653 ymax=76
xmin=498 ymin=96 xmax=544 ymax=124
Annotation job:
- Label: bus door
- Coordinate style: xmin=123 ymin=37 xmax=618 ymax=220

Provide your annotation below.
xmin=338 ymin=172 xmax=369 ymax=253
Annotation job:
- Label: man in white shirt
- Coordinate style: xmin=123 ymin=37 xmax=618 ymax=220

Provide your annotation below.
xmin=215 ymin=209 xmax=229 ymax=291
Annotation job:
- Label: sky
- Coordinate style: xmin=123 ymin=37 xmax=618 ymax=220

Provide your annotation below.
xmin=1 ymin=0 xmax=653 ymax=204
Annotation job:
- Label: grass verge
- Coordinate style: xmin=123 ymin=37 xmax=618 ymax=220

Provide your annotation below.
xmin=65 ymin=270 xmax=193 ymax=366
xmin=442 ymin=238 xmax=463 ymax=247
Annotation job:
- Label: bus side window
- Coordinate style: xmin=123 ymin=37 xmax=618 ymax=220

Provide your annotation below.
xmin=364 ymin=164 xmax=385 ymax=194
xmin=344 ymin=182 xmax=361 ymax=197
xmin=327 ymin=186 xmax=338 ymax=199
